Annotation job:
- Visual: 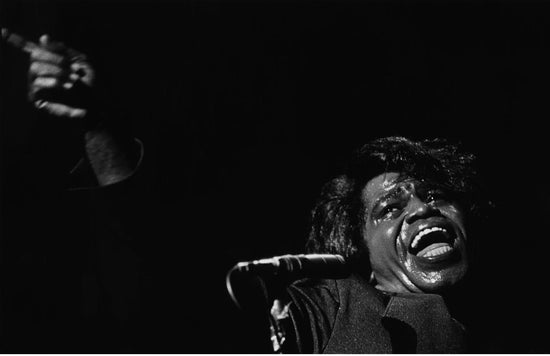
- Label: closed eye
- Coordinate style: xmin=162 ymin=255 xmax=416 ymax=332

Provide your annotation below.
xmin=426 ymin=190 xmax=451 ymax=204
xmin=380 ymin=204 xmax=403 ymax=219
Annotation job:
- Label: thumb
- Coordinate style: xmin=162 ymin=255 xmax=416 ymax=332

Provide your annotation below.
xmin=39 ymin=34 xmax=50 ymax=47
xmin=38 ymin=33 xmax=66 ymax=52
xmin=35 ymin=100 xmax=87 ymax=119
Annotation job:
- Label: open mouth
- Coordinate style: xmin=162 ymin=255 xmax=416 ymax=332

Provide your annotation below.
xmin=408 ymin=226 xmax=456 ymax=260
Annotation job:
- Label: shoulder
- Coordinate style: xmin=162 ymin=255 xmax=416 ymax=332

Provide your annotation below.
xmin=289 ymin=273 xmax=385 ymax=309
xmin=284 ymin=274 xmax=389 ymax=353
xmin=287 ymin=273 xmax=387 ymax=330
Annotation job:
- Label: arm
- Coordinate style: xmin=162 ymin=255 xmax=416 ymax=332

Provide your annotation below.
xmin=2 ymin=28 xmax=140 ymax=187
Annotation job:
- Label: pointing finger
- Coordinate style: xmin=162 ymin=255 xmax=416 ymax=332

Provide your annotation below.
xmin=1 ymin=28 xmax=39 ymax=53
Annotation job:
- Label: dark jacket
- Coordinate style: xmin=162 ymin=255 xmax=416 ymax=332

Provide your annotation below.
xmin=283 ymin=274 xmax=467 ymax=353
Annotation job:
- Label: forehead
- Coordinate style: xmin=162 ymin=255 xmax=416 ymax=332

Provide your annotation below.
xmin=361 ymin=172 xmax=406 ymax=209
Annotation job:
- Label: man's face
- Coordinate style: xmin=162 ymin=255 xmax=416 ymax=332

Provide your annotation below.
xmin=362 ymin=172 xmax=468 ymax=294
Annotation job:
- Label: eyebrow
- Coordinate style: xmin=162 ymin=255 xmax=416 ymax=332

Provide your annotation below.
xmin=372 ymin=187 xmax=404 ymax=211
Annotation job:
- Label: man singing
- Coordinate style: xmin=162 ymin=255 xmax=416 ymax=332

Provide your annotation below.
xmin=5 ymin=30 xmax=487 ymax=353
xmin=278 ymin=136 xmax=482 ymax=352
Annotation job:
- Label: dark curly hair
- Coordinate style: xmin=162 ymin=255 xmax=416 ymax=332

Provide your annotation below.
xmin=305 ymin=136 xmax=485 ymax=268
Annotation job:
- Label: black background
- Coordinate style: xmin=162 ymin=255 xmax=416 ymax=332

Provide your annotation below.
xmin=1 ymin=0 xmax=550 ymax=353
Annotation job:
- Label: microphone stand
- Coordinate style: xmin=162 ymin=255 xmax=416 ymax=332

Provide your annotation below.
xmin=226 ymin=254 xmax=348 ymax=353
xmin=226 ymin=265 xmax=293 ymax=353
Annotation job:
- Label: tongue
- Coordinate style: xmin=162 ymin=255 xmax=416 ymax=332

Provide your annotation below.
xmin=417 ymin=242 xmax=452 ymax=258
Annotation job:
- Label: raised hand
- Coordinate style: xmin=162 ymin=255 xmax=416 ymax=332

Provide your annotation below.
xmin=2 ymin=28 xmax=96 ymax=119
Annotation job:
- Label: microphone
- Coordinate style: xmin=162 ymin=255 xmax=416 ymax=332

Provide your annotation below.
xmin=234 ymin=253 xmax=350 ymax=279
xmin=226 ymin=254 xmax=350 ymax=312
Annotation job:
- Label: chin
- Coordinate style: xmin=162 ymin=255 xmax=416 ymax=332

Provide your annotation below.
xmin=408 ymin=262 xmax=469 ymax=293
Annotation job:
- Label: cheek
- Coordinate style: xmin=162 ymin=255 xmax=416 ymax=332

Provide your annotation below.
xmin=385 ymin=225 xmax=399 ymax=238
xmin=441 ymin=207 xmax=467 ymax=237
xmin=364 ymin=222 xmax=399 ymax=250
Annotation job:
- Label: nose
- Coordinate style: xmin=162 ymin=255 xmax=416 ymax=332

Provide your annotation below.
xmin=405 ymin=195 xmax=441 ymax=225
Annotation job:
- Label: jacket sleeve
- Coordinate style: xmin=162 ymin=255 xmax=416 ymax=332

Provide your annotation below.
xmin=68 ymin=136 xmax=143 ymax=191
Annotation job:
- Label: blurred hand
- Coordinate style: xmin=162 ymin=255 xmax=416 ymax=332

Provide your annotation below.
xmin=28 ymin=34 xmax=96 ymax=119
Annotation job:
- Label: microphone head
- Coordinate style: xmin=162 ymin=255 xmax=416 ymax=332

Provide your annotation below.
xmin=235 ymin=253 xmax=350 ymax=279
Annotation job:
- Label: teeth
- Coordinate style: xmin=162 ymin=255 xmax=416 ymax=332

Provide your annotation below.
xmin=421 ymin=245 xmax=452 ymax=258
xmin=411 ymin=227 xmax=447 ymax=249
